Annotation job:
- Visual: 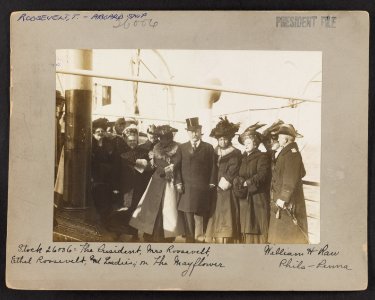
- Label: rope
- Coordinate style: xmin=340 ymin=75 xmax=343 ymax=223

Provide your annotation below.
xmin=140 ymin=59 xmax=157 ymax=79
xmin=215 ymin=99 xmax=305 ymax=117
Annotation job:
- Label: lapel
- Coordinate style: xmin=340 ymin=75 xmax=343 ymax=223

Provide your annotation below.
xmin=186 ymin=140 xmax=203 ymax=155
xmin=194 ymin=140 xmax=203 ymax=153
xmin=276 ymin=142 xmax=298 ymax=161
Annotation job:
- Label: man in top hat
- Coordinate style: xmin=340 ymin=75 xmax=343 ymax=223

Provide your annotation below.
xmin=175 ymin=117 xmax=217 ymax=243
xmin=268 ymin=124 xmax=309 ymax=244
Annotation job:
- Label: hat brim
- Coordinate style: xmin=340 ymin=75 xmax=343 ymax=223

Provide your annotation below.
xmin=186 ymin=126 xmax=202 ymax=131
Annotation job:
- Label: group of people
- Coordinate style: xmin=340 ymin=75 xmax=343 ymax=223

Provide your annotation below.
xmin=91 ymin=115 xmax=309 ymax=244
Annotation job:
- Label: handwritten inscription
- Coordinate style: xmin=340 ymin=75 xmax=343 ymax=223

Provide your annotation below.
xmin=11 ymin=243 xmax=222 ymax=277
xmin=264 ymin=244 xmax=351 ymax=271
xmin=11 ymin=242 xmax=352 ymax=277
xmin=113 ymin=15 xmax=158 ymax=30
xmin=16 ymin=12 xmax=158 ymax=29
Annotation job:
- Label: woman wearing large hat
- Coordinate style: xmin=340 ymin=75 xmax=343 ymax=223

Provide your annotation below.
xmin=234 ymin=122 xmax=271 ymax=244
xmin=129 ymin=125 xmax=185 ymax=242
xmin=205 ymin=117 xmax=242 ymax=243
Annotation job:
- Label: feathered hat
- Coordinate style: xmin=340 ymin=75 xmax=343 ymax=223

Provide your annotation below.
xmin=154 ymin=125 xmax=178 ymax=137
xmin=238 ymin=122 xmax=266 ymax=145
xmin=210 ymin=117 xmax=240 ymax=140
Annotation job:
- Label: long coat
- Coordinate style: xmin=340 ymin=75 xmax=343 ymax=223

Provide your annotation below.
xmin=205 ymin=147 xmax=242 ymax=240
xmin=91 ymin=137 xmax=117 ymax=221
xmin=91 ymin=137 xmax=116 ymax=186
xmin=119 ymin=146 xmax=150 ymax=213
xmin=238 ymin=149 xmax=271 ymax=241
xmin=268 ymin=142 xmax=308 ymax=244
xmin=130 ymin=141 xmax=184 ymax=237
xmin=176 ymin=141 xmax=217 ymax=215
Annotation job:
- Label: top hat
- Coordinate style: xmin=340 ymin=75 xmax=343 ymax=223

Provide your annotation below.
xmin=277 ymin=124 xmax=303 ymax=138
xmin=238 ymin=122 xmax=266 ymax=145
xmin=185 ymin=117 xmax=202 ymax=131
xmin=210 ymin=116 xmax=240 ymax=139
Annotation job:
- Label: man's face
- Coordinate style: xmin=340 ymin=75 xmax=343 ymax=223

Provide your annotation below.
xmin=188 ymin=129 xmax=202 ymax=143
xmin=93 ymin=128 xmax=105 ymax=141
xmin=278 ymin=134 xmax=288 ymax=147
xmin=126 ymin=135 xmax=138 ymax=149
xmin=117 ymin=124 xmax=126 ymax=134
xmin=147 ymin=132 xmax=156 ymax=143
xmin=218 ymin=137 xmax=230 ymax=149
xmin=271 ymin=135 xmax=280 ymax=151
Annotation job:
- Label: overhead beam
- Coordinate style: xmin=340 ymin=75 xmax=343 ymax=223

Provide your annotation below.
xmin=56 ymin=68 xmax=321 ymax=104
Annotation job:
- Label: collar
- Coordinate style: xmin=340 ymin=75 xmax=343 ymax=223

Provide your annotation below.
xmin=278 ymin=142 xmax=299 ymax=157
xmin=191 ymin=140 xmax=201 ymax=148
xmin=215 ymin=145 xmax=235 ymax=157
xmin=244 ymin=148 xmax=259 ymax=157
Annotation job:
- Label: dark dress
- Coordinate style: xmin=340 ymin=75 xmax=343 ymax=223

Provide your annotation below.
xmin=91 ymin=137 xmax=116 ymax=223
xmin=205 ymin=146 xmax=242 ymax=243
xmin=129 ymin=141 xmax=184 ymax=241
xmin=111 ymin=135 xmax=130 ymax=191
xmin=237 ymin=149 xmax=271 ymax=244
xmin=268 ymin=142 xmax=308 ymax=244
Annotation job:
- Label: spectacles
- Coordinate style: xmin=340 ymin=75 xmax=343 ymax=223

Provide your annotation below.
xmin=95 ymin=130 xmax=105 ymax=134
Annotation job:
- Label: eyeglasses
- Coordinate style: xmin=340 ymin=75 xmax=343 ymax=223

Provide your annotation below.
xmin=95 ymin=130 xmax=105 ymax=134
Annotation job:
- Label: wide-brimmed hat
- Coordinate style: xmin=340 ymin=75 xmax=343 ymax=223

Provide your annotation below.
xmin=262 ymin=119 xmax=284 ymax=138
xmin=123 ymin=123 xmax=138 ymax=137
xmin=238 ymin=122 xmax=266 ymax=145
xmin=154 ymin=125 xmax=178 ymax=137
xmin=210 ymin=117 xmax=240 ymax=139
xmin=185 ymin=117 xmax=202 ymax=131
xmin=277 ymin=124 xmax=303 ymax=138
xmin=92 ymin=118 xmax=109 ymax=132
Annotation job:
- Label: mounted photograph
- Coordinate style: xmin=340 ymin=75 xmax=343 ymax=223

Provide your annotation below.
xmin=53 ymin=49 xmax=321 ymax=244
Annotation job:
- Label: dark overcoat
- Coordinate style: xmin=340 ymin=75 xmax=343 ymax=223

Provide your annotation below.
xmin=91 ymin=137 xmax=116 ymax=220
xmin=176 ymin=141 xmax=217 ymax=215
xmin=268 ymin=142 xmax=308 ymax=244
xmin=238 ymin=149 xmax=271 ymax=239
xmin=119 ymin=146 xmax=150 ymax=212
xmin=206 ymin=147 xmax=242 ymax=239
xmin=138 ymin=140 xmax=158 ymax=152
xmin=129 ymin=141 xmax=184 ymax=237
xmin=91 ymin=137 xmax=116 ymax=186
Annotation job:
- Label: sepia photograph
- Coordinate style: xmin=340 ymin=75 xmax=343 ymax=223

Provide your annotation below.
xmin=7 ymin=10 xmax=368 ymax=291
xmin=53 ymin=49 xmax=321 ymax=244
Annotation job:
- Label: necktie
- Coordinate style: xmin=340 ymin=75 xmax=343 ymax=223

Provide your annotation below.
xmin=193 ymin=142 xmax=197 ymax=152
